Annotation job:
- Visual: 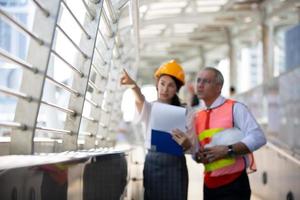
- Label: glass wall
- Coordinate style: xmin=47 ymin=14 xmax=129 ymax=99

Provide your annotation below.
xmin=0 ymin=1 xmax=32 ymax=128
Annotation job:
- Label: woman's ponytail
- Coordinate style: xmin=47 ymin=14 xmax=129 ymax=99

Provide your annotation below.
xmin=171 ymin=94 xmax=182 ymax=106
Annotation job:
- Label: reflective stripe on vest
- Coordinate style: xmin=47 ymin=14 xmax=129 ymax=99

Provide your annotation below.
xmin=198 ymin=128 xmax=236 ymax=172
xmin=195 ymin=99 xmax=245 ymax=174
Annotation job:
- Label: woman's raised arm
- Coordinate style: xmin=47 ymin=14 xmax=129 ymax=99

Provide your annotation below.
xmin=120 ymin=69 xmax=145 ymax=113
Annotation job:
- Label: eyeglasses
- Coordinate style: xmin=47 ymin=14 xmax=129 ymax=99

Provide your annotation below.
xmin=197 ymin=78 xmax=215 ymax=85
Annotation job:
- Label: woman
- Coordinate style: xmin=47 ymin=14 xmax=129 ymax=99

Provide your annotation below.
xmin=120 ymin=60 xmax=193 ymax=200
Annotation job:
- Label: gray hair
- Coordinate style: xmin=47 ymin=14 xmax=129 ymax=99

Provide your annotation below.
xmin=202 ymin=67 xmax=224 ymax=87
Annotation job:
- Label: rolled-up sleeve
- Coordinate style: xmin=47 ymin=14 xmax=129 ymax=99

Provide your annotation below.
xmin=133 ymin=101 xmax=151 ymax=124
xmin=185 ymin=107 xmax=200 ymax=156
xmin=234 ymin=103 xmax=267 ymax=152
xmin=133 ymin=101 xmax=152 ymax=142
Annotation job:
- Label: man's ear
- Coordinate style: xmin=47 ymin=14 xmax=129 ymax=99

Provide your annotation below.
xmin=217 ymin=84 xmax=222 ymax=93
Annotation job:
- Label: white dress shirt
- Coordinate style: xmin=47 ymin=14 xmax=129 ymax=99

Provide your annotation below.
xmin=195 ymin=95 xmax=267 ymax=152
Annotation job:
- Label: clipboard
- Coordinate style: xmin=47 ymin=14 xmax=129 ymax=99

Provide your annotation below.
xmin=151 ymin=129 xmax=183 ymax=156
xmin=149 ymin=102 xmax=186 ymax=156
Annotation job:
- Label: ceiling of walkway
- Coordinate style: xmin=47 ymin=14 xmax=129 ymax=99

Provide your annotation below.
xmin=117 ymin=0 xmax=300 ymax=82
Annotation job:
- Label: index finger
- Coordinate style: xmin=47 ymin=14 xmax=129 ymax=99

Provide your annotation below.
xmin=172 ymin=132 xmax=181 ymax=138
xmin=172 ymin=128 xmax=183 ymax=134
xmin=122 ymin=68 xmax=129 ymax=76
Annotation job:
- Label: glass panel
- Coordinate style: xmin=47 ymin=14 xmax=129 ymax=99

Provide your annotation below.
xmin=0 ymin=1 xmax=32 ymax=136
xmin=237 ymin=67 xmax=300 ymax=154
xmin=0 ymin=0 xmax=27 ymax=6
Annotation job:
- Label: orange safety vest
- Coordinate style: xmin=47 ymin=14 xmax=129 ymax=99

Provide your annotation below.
xmin=195 ymin=99 xmax=255 ymax=188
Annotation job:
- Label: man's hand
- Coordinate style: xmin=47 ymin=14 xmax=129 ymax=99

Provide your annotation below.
xmin=195 ymin=145 xmax=228 ymax=163
xmin=203 ymin=145 xmax=228 ymax=163
xmin=195 ymin=148 xmax=208 ymax=164
xmin=171 ymin=128 xmax=191 ymax=151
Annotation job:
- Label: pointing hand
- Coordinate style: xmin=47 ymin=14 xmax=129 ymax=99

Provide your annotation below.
xmin=120 ymin=69 xmax=136 ymax=86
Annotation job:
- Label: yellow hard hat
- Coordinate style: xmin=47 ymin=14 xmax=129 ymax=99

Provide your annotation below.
xmin=154 ymin=60 xmax=185 ymax=85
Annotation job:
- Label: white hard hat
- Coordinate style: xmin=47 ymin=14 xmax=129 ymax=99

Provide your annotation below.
xmin=206 ymin=128 xmax=244 ymax=147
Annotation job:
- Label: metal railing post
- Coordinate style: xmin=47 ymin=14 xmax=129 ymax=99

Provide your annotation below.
xmin=62 ymin=0 xmax=103 ymax=151
xmin=10 ymin=0 xmax=62 ymax=154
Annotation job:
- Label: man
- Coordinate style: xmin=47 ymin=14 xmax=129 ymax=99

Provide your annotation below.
xmin=193 ymin=67 xmax=266 ymax=200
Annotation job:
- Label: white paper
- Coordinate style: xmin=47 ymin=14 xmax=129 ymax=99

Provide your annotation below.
xmin=150 ymin=102 xmax=186 ymax=133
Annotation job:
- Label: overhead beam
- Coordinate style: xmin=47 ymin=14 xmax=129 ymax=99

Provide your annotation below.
xmin=140 ymin=10 xmax=259 ymax=27
xmin=141 ymin=36 xmax=225 ymax=46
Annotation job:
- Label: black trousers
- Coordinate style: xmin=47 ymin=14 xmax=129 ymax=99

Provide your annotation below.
xmin=204 ymin=170 xmax=251 ymax=200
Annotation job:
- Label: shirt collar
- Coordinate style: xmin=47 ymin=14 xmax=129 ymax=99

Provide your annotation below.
xmin=203 ymin=95 xmax=226 ymax=110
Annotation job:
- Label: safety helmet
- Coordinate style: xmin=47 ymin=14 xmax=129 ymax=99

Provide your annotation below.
xmin=154 ymin=60 xmax=185 ymax=85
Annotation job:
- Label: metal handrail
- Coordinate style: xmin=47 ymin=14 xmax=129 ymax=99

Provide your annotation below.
xmin=88 ymin=80 xmax=103 ymax=93
xmin=35 ymin=126 xmax=72 ymax=135
xmin=81 ymin=0 xmax=95 ymax=20
xmin=0 ymin=121 xmax=27 ymax=130
xmin=41 ymin=100 xmax=76 ymax=116
xmin=56 ymin=25 xmax=90 ymax=59
xmin=85 ymin=98 xmax=100 ymax=108
xmin=82 ymin=115 xmax=98 ymax=123
xmin=0 ymin=8 xmax=44 ymax=45
xmin=95 ymin=47 xmax=107 ymax=64
xmin=0 ymin=86 xmax=33 ymax=102
xmin=101 ymin=9 xmax=113 ymax=37
xmin=61 ymin=0 xmax=91 ymax=39
xmin=91 ymin=64 xmax=107 ymax=78
xmin=51 ymin=50 xmax=84 ymax=77
xmin=0 ymin=48 xmax=39 ymax=73
xmin=80 ymin=131 xmax=94 ymax=137
xmin=31 ymin=0 xmax=50 ymax=17
xmin=104 ymin=0 xmax=117 ymax=23
xmin=46 ymin=75 xmax=81 ymax=96
xmin=98 ymin=30 xmax=110 ymax=50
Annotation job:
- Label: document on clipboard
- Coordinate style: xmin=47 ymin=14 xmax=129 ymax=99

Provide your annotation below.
xmin=150 ymin=102 xmax=186 ymax=156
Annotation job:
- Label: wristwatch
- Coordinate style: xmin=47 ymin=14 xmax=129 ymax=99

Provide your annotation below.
xmin=227 ymin=145 xmax=235 ymax=156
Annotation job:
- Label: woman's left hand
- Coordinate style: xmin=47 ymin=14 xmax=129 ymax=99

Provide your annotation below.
xmin=171 ymin=128 xmax=191 ymax=151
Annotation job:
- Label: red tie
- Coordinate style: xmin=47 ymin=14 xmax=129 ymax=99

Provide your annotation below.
xmin=200 ymin=109 xmax=212 ymax=146
xmin=204 ymin=109 xmax=212 ymax=129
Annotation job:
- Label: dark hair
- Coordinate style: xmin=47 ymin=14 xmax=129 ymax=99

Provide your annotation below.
xmin=230 ymin=86 xmax=236 ymax=94
xmin=191 ymin=94 xmax=199 ymax=107
xmin=171 ymin=94 xmax=182 ymax=106
xmin=158 ymin=74 xmax=183 ymax=106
